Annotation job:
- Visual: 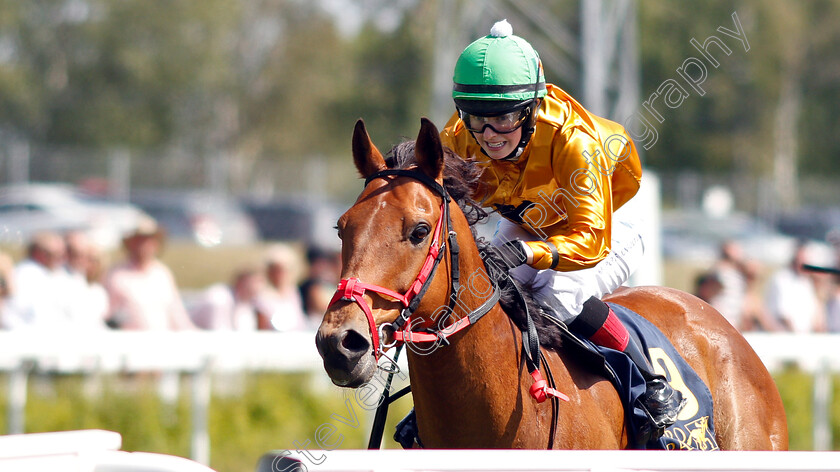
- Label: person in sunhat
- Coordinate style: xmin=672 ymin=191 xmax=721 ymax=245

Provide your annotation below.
xmin=439 ymin=20 xmax=684 ymax=440
xmin=105 ymin=215 xmax=195 ymax=330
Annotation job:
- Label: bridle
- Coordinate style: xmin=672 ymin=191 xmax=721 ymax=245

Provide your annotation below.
xmin=327 ymin=166 xmax=568 ymax=449
xmin=327 ymin=167 xmax=498 ymax=360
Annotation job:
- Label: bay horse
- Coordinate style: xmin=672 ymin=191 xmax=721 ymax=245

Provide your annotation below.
xmin=315 ymin=118 xmax=788 ymax=450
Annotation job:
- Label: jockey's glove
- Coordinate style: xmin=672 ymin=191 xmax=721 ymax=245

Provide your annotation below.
xmin=496 ymin=239 xmax=530 ymax=271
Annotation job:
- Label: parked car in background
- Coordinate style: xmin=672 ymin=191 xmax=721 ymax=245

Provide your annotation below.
xmin=661 ymin=209 xmax=798 ymax=266
xmin=0 ymin=182 xmax=150 ymax=250
xmin=775 ymin=206 xmax=840 ymax=244
xmin=130 ymin=189 xmax=258 ymax=247
xmin=240 ymin=195 xmax=342 ymax=250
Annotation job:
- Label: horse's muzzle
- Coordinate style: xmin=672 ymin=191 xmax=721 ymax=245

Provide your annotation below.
xmin=315 ymin=326 xmax=376 ymax=387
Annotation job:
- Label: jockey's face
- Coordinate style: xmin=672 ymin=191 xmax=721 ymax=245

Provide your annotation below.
xmin=473 ymin=125 xmax=522 ymax=160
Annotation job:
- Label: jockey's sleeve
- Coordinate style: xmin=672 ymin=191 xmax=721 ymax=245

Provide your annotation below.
xmin=522 ymin=130 xmax=614 ymax=272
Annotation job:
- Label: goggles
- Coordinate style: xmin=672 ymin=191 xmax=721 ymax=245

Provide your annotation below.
xmin=458 ymin=106 xmax=531 ymax=134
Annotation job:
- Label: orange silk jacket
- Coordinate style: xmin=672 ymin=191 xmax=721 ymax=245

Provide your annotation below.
xmin=440 ymin=84 xmax=643 ymax=272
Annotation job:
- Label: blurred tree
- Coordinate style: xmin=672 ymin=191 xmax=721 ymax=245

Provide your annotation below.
xmin=798 ymin=1 xmax=840 ymax=178
xmin=0 ymin=0 xmax=431 ymax=161
xmin=638 ymin=0 xmax=840 ymax=183
xmin=638 ymin=2 xmax=757 ymax=174
xmin=327 ymin=13 xmax=434 ymax=153
xmin=1 ymin=0 xmax=838 ymax=200
xmin=234 ymin=0 xmax=347 ymax=160
xmin=0 ymin=0 xmax=240 ymax=148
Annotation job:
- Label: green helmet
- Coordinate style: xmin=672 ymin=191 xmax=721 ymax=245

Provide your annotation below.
xmin=453 ymin=19 xmax=546 ymax=116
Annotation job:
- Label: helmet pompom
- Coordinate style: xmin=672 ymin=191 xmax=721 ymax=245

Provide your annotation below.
xmin=490 ymin=19 xmax=513 ymax=38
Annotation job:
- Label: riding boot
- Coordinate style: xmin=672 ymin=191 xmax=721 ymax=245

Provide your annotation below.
xmin=621 ymin=331 xmax=687 ymax=441
xmin=570 ymin=297 xmax=686 ymax=442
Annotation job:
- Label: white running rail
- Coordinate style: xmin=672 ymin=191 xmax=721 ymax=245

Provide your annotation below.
xmin=0 ymin=429 xmax=216 ymax=472
xmin=273 ymin=449 xmax=840 ymax=471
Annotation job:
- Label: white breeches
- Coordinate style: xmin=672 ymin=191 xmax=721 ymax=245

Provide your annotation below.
xmin=492 ymin=207 xmax=645 ymax=322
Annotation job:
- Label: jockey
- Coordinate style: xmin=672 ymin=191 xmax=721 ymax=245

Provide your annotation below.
xmin=439 ymin=20 xmax=685 ymax=439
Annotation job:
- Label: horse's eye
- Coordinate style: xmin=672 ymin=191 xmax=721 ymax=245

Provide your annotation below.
xmin=409 ymin=223 xmax=431 ymax=245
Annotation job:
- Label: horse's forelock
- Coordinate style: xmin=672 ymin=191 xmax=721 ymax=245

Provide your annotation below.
xmin=384 ymin=140 xmax=486 ymax=228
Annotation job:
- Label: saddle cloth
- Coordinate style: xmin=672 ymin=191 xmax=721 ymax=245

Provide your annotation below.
xmin=574 ymin=303 xmax=720 ymax=450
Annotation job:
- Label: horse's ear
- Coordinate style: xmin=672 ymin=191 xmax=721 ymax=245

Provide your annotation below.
xmin=415 ymin=117 xmax=444 ymax=180
xmin=352 ymin=119 xmax=387 ymax=178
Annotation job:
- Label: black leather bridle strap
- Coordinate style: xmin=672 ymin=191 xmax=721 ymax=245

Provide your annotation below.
xmin=365 ymin=169 xmax=449 ymax=204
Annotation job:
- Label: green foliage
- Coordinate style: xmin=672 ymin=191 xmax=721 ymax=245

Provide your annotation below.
xmin=0 ymin=372 xmax=373 ymax=472
xmin=0 ymin=367 xmax=838 ymax=471
xmin=328 ymin=18 xmax=433 ymax=153
xmin=0 ymin=0 xmax=241 ymax=147
xmin=4 ymin=0 xmax=840 ymax=190
xmin=208 ymin=373 xmax=368 ymax=472
xmin=772 ymin=366 xmax=840 ymax=451
xmin=834 ymin=374 xmax=840 ymax=451
xmin=0 ymin=0 xmax=434 ymax=167
xmin=22 ymin=374 xmax=192 ymax=456
xmin=773 ymin=366 xmax=814 ymax=450
xmin=638 ymin=0 xmax=840 ymax=178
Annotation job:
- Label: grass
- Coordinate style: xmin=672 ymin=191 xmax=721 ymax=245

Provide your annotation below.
xmin=0 ymin=367 xmax=837 ymax=470
xmin=157 ymin=243 xmax=284 ymax=290
xmin=0 ymin=371 xmax=416 ymax=472
xmin=773 ymin=366 xmax=840 ymax=451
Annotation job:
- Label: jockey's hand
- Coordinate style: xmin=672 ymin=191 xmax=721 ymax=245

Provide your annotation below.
xmin=497 ymin=240 xmax=530 ymax=271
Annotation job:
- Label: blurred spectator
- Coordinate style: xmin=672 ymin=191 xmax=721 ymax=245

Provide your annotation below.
xmin=65 ymin=230 xmax=109 ymax=329
xmin=2 ymin=231 xmax=72 ymax=329
xmin=823 ymin=237 xmax=840 ymax=333
xmin=298 ymin=245 xmax=340 ymax=326
xmin=189 ymin=266 xmax=266 ymax=330
xmin=709 ymin=240 xmax=747 ymax=328
xmin=810 ymin=267 xmax=835 ymax=332
xmin=0 ymin=250 xmax=15 ymax=319
xmin=827 ymin=282 xmax=840 ymax=332
xmin=105 ymin=216 xmax=195 ymax=330
xmin=738 ymin=260 xmax=780 ymax=332
xmin=764 ymin=243 xmax=823 ymax=333
xmin=693 ymin=271 xmax=722 ymax=304
xmin=260 ymin=245 xmax=307 ymax=331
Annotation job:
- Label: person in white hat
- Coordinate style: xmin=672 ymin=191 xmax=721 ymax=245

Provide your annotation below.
xmin=104 ymin=216 xmax=195 ymax=330
xmin=258 ymin=244 xmax=308 ymax=330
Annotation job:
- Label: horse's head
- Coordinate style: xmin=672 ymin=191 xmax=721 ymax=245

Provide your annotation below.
xmin=315 ymin=118 xmax=453 ymax=387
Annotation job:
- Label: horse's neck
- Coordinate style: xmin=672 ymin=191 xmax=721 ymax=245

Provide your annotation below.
xmin=406 ymin=307 xmax=532 ymax=445
xmin=405 ymin=224 xmax=544 ymax=447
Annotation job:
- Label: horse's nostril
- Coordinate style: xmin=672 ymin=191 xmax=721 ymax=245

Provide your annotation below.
xmin=340 ymin=329 xmax=370 ymax=353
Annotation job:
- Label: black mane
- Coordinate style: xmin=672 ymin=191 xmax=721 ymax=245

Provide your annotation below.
xmin=384 ymin=141 xmax=564 ymax=350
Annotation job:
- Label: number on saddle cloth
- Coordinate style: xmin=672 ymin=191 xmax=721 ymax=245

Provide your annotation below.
xmin=585 ymin=303 xmax=720 ymax=450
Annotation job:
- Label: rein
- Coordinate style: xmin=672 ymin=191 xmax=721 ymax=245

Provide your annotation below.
xmin=328 ymin=167 xmax=567 ymax=449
